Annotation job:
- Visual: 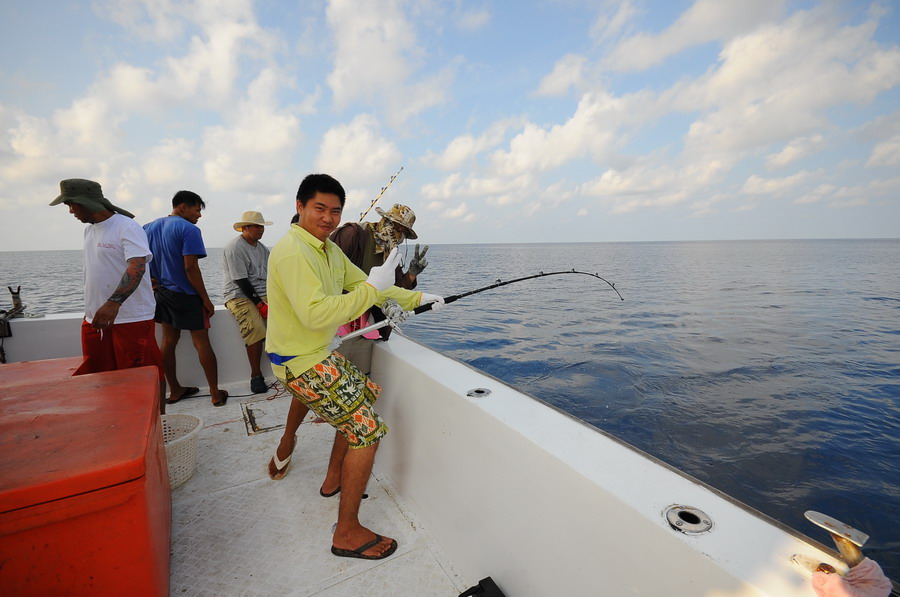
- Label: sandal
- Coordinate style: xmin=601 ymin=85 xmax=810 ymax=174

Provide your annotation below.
xmin=268 ymin=435 xmax=296 ymax=480
xmin=165 ymin=386 xmax=199 ymax=404
xmin=331 ymin=535 xmax=397 ymax=560
xmin=212 ymin=390 xmax=229 ymax=407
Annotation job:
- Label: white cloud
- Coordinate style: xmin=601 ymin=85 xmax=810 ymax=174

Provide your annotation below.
xmin=3 ymin=1 xmax=900 ymax=250
xmin=579 ymin=163 xmax=690 ymax=214
xmin=316 ymin=114 xmax=403 ymax=189
xmin=741 ymin=171 xmax=811 ymax=196
xmin=489 ymin=92 xmax=622 ymax=177
xmin=142 ymin=138 xmax=195 ymax=186
xmin=422 ymin=118 xmax=521 ymax=170
xmin=54 ymin=96 xmax=124 ymax=150
xmin=456 ymin=8 xmax=490 ymax=32
xmin=866 ymin=134 xmax=900 ymax=167
xmin=590 ymin=1 xmax=638 ymax=43
xmin=535 ymin=54 xmax=587 ymax=97
xmin=604 ymin=0 xmax=786 ymax=71
xmin=766 ymin=135 xmax=826 ymax=169
xmin=202 ymin=68 xmax=302 ymax=193
xmin=795 ymin=183 xmax=836 ymax=205
xmin=325 ymin=0 xmax=453 ymax=127
xmin=93 ymin=0 xmax=189 ymax=41
xmin=674 ymin=6 xmax=900 ymax=162
xmin=867 ymin=175 xmax=900 ymax=195
xmin=438 ymin=201 xmax=475 ymax=222
xmin=93 ymin=3 xmax=281 ymax=113
xmin=7 ymin=112 xmax=54 ymax=159
xmin=421 ymin=171 xmax=534 ymax=208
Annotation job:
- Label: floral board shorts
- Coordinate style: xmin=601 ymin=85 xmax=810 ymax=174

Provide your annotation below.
xmin=283 ymin=351 xmax=388 ymax=449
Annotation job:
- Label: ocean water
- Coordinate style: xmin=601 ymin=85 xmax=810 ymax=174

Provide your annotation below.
xmin=2 ymin=240 xmax=899 ymax=580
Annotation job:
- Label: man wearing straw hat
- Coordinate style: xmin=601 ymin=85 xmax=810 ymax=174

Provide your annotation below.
xmin=49 ymin=178 xmax=166 ymax=412
xmin=223 ymin=211 xmax=273 ymax=394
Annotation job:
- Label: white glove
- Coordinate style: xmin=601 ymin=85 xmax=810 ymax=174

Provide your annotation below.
xmin=366 ymin=248 xmax=401 ymax=291
xmin=381 ymin=299 xmax=409 ymax=325
xmin=419 ymin=293 xmax=445 ymax=312
xmin=327 ymin=335 xmax=342 ymax=352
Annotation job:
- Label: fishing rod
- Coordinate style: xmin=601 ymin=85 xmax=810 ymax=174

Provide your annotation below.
xmin=359 ymin=166 xmax=403 ymax=221
xmin=335 ymin=269 xmax=623 ymax=346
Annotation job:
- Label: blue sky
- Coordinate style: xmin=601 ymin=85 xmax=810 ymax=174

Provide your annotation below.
xmin=1 ymin=0 xmax=899 ymax=251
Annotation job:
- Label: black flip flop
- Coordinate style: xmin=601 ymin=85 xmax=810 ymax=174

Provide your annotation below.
xmin=320 ymin=486 xmax=368 ymax=499
xmin=212 ymin=390 xmax=229 ymax=407
xmin=331 ymin=535 xmax=397 ymax=560
xmin=165 ymin=386 xmax=200 ymax=404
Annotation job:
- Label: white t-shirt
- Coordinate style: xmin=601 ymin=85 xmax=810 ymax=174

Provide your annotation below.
xmin=83 ymin=214 xmax=156 ymax=324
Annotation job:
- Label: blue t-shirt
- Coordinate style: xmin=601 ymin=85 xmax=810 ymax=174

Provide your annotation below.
xmin=143 ymin=215 xmax=207 ymax=295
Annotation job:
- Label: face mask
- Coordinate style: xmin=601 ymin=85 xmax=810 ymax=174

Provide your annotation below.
xmin=374 ymin=219 xmax=404 ymax=253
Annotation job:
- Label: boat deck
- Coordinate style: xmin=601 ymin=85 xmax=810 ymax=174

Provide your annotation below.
xmin=165 ymin=378 xmax=464 ymax=596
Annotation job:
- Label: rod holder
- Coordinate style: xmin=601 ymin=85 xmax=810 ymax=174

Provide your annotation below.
xmin=805 ymin=510 xmax=868 ymax=568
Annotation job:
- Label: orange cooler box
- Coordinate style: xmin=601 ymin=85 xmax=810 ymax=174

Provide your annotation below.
xmin=0 ymin=358 xmax=171 ymax=596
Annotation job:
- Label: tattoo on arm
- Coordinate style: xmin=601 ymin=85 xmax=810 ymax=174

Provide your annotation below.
xmin=108 ymin=257 xmax=147 ymax=304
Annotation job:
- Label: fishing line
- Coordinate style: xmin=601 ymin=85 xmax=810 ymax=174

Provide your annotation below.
xmin=412 ymin=269 xmax=623 ymax=314
xmin=336 ymin=270 xmax=622 ymax=346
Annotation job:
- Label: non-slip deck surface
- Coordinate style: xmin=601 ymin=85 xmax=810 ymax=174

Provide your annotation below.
xmin=166 ymin=380 xmax=462 ymax=596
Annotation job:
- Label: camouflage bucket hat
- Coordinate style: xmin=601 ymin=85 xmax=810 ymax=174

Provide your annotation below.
xmin=374 ymin=203 xmax=417 ymax=239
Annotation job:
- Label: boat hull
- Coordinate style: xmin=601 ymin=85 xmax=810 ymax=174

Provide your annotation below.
xmin=2 ymin=312 xmax=853 ymax=595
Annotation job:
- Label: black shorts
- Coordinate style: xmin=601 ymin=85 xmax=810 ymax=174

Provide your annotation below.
xmin=154 ymin=287 xmax=208 ymax=331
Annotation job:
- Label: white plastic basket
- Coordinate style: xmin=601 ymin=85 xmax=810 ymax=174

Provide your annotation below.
xmin=161 ymin=414 xmax=204 ymax=489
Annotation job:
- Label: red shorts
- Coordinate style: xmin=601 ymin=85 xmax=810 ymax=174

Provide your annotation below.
xmin=79 ymin=319 xmax=163 ymax=376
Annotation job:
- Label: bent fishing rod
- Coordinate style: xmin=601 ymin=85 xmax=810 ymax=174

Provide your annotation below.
xmin=336 ymin=269 xmax=623 ymax=345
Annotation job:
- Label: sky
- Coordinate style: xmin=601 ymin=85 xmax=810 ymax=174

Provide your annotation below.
xmin=1 ymin=0 xmax=899 ymax=252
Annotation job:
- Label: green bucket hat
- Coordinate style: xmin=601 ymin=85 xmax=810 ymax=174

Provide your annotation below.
xmin=50 ymin=179 xmax=135 ymax=218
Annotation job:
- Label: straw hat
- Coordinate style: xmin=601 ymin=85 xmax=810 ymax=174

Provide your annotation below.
xmin=233 ymin=211 xmax=273 ymax=231
xmin=374 ymin=204 xmax=418 ymax=239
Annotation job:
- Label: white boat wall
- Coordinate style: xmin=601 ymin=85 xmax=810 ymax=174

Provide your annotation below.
xmin=1 ymin=309 xmax=886 ymax=596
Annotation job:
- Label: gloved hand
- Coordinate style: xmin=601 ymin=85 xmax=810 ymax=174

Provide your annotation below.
xmin=257 ymin=301 xmax=268 ymax=319
xmin=419 ymin=293 xmax=445 ymax=312
xmin=366 ymin=247 xmax=401 ymax=291
xmin=381 ymin=299 xmax=409 ymax=326
xmin=327 ymin=335 xmax=342 ymax=352
xmin=407 ymin=244 xmax=429 ymax=276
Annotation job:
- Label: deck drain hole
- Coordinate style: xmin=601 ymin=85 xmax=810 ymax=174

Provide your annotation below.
xmin=665 ymin=505 xmax=712 ymax=535
xmin=467 ymin=388 xmax=492 ymax=398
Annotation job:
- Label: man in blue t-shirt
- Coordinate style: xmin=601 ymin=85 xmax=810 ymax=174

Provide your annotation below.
xmin=143 ymin=190 xmax=228 ymax=407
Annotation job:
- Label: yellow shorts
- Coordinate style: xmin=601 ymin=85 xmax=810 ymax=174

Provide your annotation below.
xmin=225 ymin=296 xmax=267 ymax=346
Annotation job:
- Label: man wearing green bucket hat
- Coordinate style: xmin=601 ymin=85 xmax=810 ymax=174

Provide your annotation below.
xmin=50 ymin=178 xmax=166 ymax=412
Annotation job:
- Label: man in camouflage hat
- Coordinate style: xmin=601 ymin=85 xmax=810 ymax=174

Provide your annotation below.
xmin=328 ymin=203 xmax=429 ymax=371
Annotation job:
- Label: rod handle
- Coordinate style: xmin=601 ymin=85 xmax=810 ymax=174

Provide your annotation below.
xmin=413 ymin=295 xmax=459 ymax=315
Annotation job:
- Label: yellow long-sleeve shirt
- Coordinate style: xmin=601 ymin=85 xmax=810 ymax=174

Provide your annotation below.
xmin=265 ymin=224 xmax=422 ymax=378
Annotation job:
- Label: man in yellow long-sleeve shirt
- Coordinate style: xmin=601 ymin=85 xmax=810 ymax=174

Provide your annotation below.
xmin=265 ymin=173 xmax=444 ymax=561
